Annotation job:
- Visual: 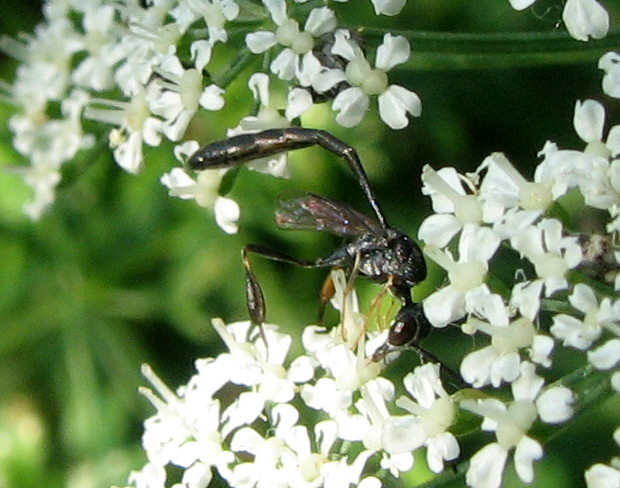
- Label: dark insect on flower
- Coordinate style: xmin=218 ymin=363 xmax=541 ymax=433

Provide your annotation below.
xmin=187 ymin=127 xmax=429 ymax=360
xmin=305 ymin=29 xmax=363 ymax=103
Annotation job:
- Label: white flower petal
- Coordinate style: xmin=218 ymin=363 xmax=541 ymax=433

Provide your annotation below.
xmin=214 ymin=196 xmax=240 ymax=234
xmin=423 ymin=286 xmax=465 ymax=328
xmin=511 ymin=362 xmax=543 ymax=402
xmin=296 ymin=52 xmax=323 ymax=87
xmin=612 ymin=371 xmax=620 ymax=394
xmin=191 ymin=40 xmax=213 ymax=71
xmin=536 ymin=386 xmax=574 ymax=423
xmin=332 ymin=88 xmax=368 ymax=127
xmin=530 ymin=334 xmax=554 ymax=367
xmin=304 ymin=7 xmax=337 ymax=37
xmin=514 ymin=436 xmax=542 ymax=483
xmin=160 ymin=167 xmax=196 ymax=198
xmin=248 ymin=72 xmax=270 ymax=106
xmin=569 ymin=283 xmax=598 ymax=313
xmin=421 ymin=166 xmax=465 ymax=213
xmin=426 ymin=432 xmax=460 ymax=473
xmin=588 ymin=338 xmax=620 ymax=370
xmin=199 ymin=84 xmax=225 ymax=111
xmin=331 ymin=29 xmax=359 ymax=61
xmin=418 ymin=214 xmax=462 ymax=247
xmin=313 ymin=68 xmax=347 ymax=93
xmin=574 ymin=99 xmax=605 ymax=143
xmin=599 ymin=52 xmax=620 ymax=98
xmin=509 ymin=0 xmax=536 ymax=10
xmin=459 ymin=224 xmax=500 ymax=263
xmin=224 ymin=391 xmax=265 ymax=431
xmin=174 ymin=140 xmax=200 ymax=163
xmin=466 ymin=443 xmax=507 ymax=488
xmin=271 ymin=48 xmax=298 ymax=81
xmin=562 ymin=0 xmax=609 ymax=41
xmin=358 ymin=476 xmax=381 ymax=488
xmin=376 ymin=34 xmax=410 ymax=71
xmin=380 ymin=452 xmax=413 ymax=477
xmin=370 ymin=0 xmax=407 ymax=16
xmin=378 ymin=85 xmax=421 ymax=129
xmin=511 ymin=280 xmax=543 ymax=321
xmin=606 ymin=125 xmax=620 ymax=156
xmin=585 ymin=463 xmax=620 ymax=488
xmin=245 ymin=31 xmax=277 ymax=54
xmin=230 ymin=426 xmax=264 ymax=454
xmin=285 ymin=87 xmax=314 ymax=120
xmin=113 ymin=131 xmax=144 ymax=174
xmin=382 ymin=415 xmax=426 ymax=454
xmin=287 ymin=355 xmax=315 ymax=383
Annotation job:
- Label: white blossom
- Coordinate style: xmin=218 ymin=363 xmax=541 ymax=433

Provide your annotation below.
xmin=71 ymin=5 xmax=128 ymax=91
xmin=245 ymin=2 xmax=337 ymax=81
xmin=384 ymin=363 xmax=459 ymax=473
xmin=170 ymin=0 xmax=239 ymax=43
xmin=510 ymin=218 xmax=582 ymax=297
xmin=7 ymin=89 xmax=94 ymax=219
xmin=149 ymin=53 xmax=225 ymax=141
xmin=313 ymin=30 xmax=420 ymax=129
xmin=160 ymin=140 xmax=240 ymax=233
xmin=588 ymin=339 xmax=620 ymax=370
xmin=551 ymin=283 xmax=619 ymax=350
xmin=423 ymin=224 xmax=500 ymax=327
xmin=460 ymin=288 xmax=553 ymax=388
xmin=418 ymin=165 xmax=484 ymax=247
xmin=463 ymin=362 xmax=573 ymax=488
xmin=477 ymin=152 xmax=563 ymax=239
xmin=84 ymin=90 xmax=162 ymax=173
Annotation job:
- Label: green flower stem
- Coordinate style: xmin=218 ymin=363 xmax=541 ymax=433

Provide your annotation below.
xmin=361 ymin=28 xmax=620 ymax=69
xmin=213 ymin=47 xmax=254 ymax=88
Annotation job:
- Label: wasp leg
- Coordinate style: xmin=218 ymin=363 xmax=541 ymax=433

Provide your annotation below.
xmin=241 ymin=247 xmax=267 ymax=327
xmin=318 ymin=272 xmax=336 ymax=324
xmin=241 ymin=243 xmax=344 ymax=325
xmin=188 ymin=128 xmax=387 ymax=228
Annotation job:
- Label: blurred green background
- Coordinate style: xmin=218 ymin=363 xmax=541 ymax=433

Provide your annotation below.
xmin=1 ymin=1 xmax=619 ymax=487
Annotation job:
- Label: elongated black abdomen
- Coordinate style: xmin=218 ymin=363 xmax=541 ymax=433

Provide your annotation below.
xmin=186 ymin=127 xmax=388 ymax=229
xmin=188 ymin=128 xmax=317 ymax=169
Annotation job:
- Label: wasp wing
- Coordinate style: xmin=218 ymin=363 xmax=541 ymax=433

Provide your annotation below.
xmin=275 ymin=191 xmax=384 ymax=238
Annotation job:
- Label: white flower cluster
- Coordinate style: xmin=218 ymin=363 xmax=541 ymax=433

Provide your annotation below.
xmin=124 ymin=271 xmax=463 ymax=488
xmin=123 ymin=308 xmax=504 ymax=488
xmin=416 ymin=89 xmax=620 ymax=486
xmin=1 ymin=0 xmax=612 ymax=224
xmin=119 ymin=238 xmax=616 ymax=488
xmin=0 ymin=0 xmax=419 ymax=224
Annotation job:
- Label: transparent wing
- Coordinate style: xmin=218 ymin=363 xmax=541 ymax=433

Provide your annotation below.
xmin=275 ymin=191 xmax=384 ymax=238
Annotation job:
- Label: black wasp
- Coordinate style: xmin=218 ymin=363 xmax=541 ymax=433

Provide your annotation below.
xmin=188 ymin=127 xmax=431 ymax=360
